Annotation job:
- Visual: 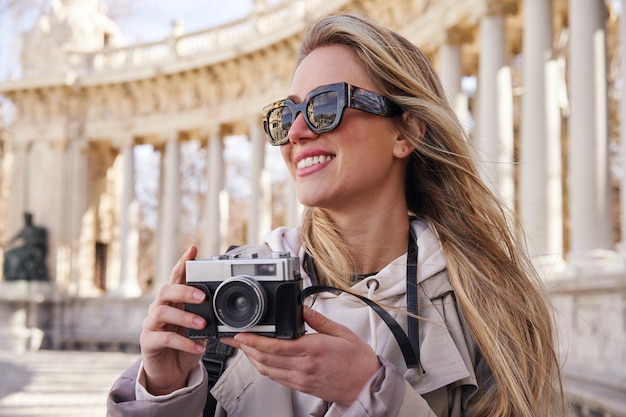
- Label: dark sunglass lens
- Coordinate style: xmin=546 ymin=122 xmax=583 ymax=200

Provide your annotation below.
xmin=308 ymin=91 xmax=338 ymax=130
xmin=267 ymin=106 xmax=292 ymax=143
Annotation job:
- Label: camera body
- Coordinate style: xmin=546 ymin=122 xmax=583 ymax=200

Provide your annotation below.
xmin=184 ymin=252 xmax=305 ymax=339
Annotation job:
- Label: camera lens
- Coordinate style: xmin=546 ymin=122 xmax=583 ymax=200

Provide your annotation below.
xmin=213 ymin=276 xmax=267 ymax=330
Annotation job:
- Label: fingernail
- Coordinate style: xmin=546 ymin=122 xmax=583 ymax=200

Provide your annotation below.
xmin=195 ymin=342 xmax=205 ymax=353
xmin=193 ymin=316 xmax=205 ymax=327
xmin=192 ymin=291 xmax=205 ymax=301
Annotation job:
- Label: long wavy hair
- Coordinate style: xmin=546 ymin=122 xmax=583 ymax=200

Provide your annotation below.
xmin=297 ymin=14 xmax=566 ymax=417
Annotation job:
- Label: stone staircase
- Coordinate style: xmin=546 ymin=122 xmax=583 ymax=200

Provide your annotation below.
xmin=0 ymin=349 xmax=137 ymax=417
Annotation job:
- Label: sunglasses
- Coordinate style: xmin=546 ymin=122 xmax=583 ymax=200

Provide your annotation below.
xmin=262 ymin=82 xmax=403 ymax=146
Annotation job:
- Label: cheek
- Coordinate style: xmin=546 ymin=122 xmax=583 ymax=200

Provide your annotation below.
xmin=347 ymin=122 xmax=398 ymax=155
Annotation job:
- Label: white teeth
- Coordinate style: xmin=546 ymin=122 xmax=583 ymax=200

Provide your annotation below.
xmin=297 ymin=154 xmax=335 ymax=169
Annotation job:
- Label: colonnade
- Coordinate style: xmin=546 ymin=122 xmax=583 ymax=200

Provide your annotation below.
xmin=106 ymin=0 xmax=620 ymax=292
xmin=115 ymin=120 xmax=292 ymax=294
xmin=438 ymin=0 xmax=616 ymax=275
xmin=0 ymin=0 xmax=622 ymax=293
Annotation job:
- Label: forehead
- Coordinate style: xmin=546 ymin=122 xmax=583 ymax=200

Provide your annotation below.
xmin=290 ymin=45 xmax=376 ymax=99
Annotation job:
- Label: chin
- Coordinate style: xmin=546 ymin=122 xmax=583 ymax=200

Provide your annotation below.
xmin=295 ymin=183 xmax=341 ymax=210
xmin=297 ymin=193 xmax=325 ymax=209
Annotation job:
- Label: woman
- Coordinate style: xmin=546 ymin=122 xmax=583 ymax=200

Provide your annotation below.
xmin=108 ymin=14 xmax=566 ymax=417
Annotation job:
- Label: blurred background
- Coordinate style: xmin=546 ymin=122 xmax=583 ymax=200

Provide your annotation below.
xmin=0 ymin=0 xmax=624 ymax=416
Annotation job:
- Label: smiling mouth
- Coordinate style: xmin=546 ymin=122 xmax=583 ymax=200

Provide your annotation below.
xmin=297 ymin=155 xmax=336 ymax=169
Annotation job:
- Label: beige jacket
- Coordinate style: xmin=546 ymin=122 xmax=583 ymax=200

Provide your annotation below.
xmin=107 ymin=220 xmax=488 ymax=417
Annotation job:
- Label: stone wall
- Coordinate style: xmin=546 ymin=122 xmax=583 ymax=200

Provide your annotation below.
xmin=550 ymin=265 xmax=626 ymax=417
xmin=0 ymin=282 xmax=147 ymax=353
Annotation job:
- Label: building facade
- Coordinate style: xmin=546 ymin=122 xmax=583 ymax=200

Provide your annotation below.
xmin=0 ymin=0 xmax=624 ymax=415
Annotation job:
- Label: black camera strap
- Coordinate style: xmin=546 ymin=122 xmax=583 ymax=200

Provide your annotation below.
xmin=202 ymin=338 xmax=235 ymax=417
xmin=302 ymin=227 xmax=423 ymax=372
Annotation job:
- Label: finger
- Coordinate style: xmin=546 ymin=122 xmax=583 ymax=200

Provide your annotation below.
xmin=144 ymin=304 xmax=206 ymax=332
xmin=152 ymin=283 xmax=206 ymax=308
xmin=169 ymin=245 xmax=198 ymax=285
xmin=220 ymin=337 xmax=240 ymax=349
xmin=233 ymin=333 xmax=302 ymax=357
xmin=303 ymin=306 xmax=352 ymax=338
xmin=234 ymin=337 xmax=304 ymax=374
xmin=141 ymin=328 xmax=206 ymax=355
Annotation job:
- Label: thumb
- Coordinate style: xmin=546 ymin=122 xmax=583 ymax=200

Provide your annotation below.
xmin=169 ymin=245 xmax=198 ymax=285
xmin=303 ymin=306 xmax=350 ymax=338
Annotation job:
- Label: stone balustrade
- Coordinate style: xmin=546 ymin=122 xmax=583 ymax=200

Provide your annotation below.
xmin=64 ymin=0 xmax=349 ymax=76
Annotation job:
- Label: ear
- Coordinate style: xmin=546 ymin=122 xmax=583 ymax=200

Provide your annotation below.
xmin=393 ymin=138 xmax=414 ymax=158
xmin=392 ymin=113 xmax=424 ymax=158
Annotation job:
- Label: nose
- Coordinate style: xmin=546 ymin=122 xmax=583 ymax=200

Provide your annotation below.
xmin=287 ymin=112 xmax=318 ymax=144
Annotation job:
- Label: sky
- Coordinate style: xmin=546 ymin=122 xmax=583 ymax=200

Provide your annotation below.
xmin=111 ymin=0 xmax=259 ymax=43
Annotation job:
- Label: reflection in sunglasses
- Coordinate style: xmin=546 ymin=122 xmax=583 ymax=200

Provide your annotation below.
xmin=262 ymin=82 xmax=402 ymax=146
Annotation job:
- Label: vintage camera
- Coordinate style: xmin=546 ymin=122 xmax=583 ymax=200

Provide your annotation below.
xmin=184 ymin=252 xmax=305 ymax=339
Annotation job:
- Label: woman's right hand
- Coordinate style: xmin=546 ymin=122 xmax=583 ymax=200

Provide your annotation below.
xmin=139 ymin=245 xmax=208 ymax=395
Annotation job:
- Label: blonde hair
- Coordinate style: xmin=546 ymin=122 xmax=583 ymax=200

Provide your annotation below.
xmin=297 ymin=14 xmax=566 ymax=417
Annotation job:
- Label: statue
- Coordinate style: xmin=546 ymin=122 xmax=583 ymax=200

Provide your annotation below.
xmin=2 ymin=212 xmax=49 ymax=281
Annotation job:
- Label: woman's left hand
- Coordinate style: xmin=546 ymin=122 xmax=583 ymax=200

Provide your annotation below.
xmin=221 ymin=306 xmax=381 ymax=406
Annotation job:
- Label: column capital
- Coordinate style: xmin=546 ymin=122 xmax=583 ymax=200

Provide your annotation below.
xmin=444 ymin=26 xmax=474 ymax=45
xmin=161 ymin=130 xmax=180 ymax=143
xmin=49 ymin=138 xmax=69 ymax=152
xmin=484 ymin=0 xmax=518 ymax=16
xmin=111 ymin=135 xmax=136 ymax=150
xmin=10 ymin=139 xmax=31 ymax=154
xmin=203 ymin=124 xmax=224 ymax=141
xmin=153 ymin=142 xmax=165 ymax=154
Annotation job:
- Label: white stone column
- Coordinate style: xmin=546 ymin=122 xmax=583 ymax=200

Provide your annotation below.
xmin=439 ymin=31 xmax=470 ymax=126
xmin=29 ymin=141 xmax=58 ymax=281
xmin=475 ymin=12 xmax=507 ymax=200
xmin=543 ymin=58 xmax=565 ymax=274
xmin=440 ymin=42 xmax=463 ymax=109
xmin=247 ymin=122 xmax=267 ymax=245
xmin=568 ymin=0 xmax=611 ymax=256
xmin=152 ymin=146 xmax=165 ymax=287
xmin=202 ymin=128 xmax=224 ymax=256
xmin=519 ymin=0 xmax=555 ymax=259
xmin=497 ymin=66 xmax=514 ymax=209
xmin=157 ymin=136 xmax=181 ymax=285
xmin=52 ymin=139 xmax=71 ymax=288
xmin=619 ymin=0 xmax=626 ymax=252
xmin=116 ymin=142 xmax=141 ymax=295
xmin=4 ymin=142 xmax=28 ymax=244
xmin=66 ymin=140 xmax=90 ymax=293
